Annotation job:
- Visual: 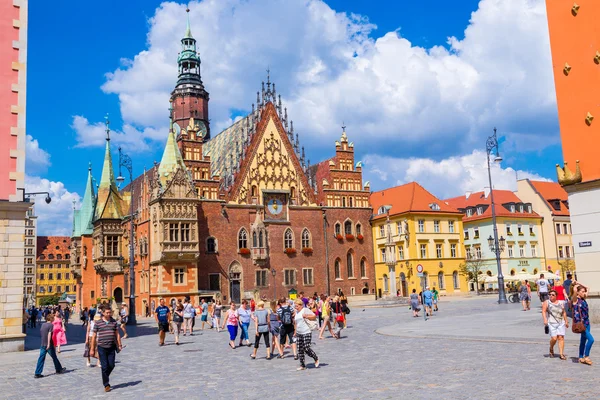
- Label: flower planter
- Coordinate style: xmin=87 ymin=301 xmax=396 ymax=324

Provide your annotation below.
xmin=285 ymin=248 xmax=297 ymax=255
xmin=302 ymin=247 xmax=313 ymax=254
xmin=239 ymin=248 xmax=250 ymax=255
xmin=335 ymin=234 xmax=343 ymax=240
xmin=357 ymin=234 xmax=364 ymax=241
xmin=345 ymin=234 xmax=355 ymax=241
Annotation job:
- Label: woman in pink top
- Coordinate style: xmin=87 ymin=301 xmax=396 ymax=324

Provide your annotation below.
xmin=52 ymin=311 xmax=67 ymax=352
xmin=221 ymin=302 xmax=239 ymax=349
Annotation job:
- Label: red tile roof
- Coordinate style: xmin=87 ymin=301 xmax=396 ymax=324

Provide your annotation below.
xmin=37 ymin=236 xmax=71 ymax=261
xmin=528 ymin=180 xmax=570 ymax=217
xmin=370 ymin=182 xmax=462 ymax=221
xmin=445 ymin=190 xmax=541 ymax=222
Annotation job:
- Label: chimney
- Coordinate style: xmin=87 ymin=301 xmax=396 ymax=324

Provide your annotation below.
xmin=484 ymin=187 xmax=491 ymax=198
xmin=465 ymin=191 xmax=471 ymax=199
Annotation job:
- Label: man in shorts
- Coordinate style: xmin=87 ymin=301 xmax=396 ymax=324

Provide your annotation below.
xmin=277 ymin=298 xmax=297 ymax=359
xmin=432 ymin=287 xmax=439 ymax=312
xmin=536 ymin=274 xmax=550 ymax=303
xmin=423 ymin=287 xmax=433 ymax=317
xmin=200 ymin=298 xmax=210 ymax=330
xmin=155 ymin=298 xmax=170 ymax=346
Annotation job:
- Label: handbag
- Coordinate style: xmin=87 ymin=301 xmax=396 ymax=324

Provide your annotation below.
xmin=572 ymin=321 xmax=585 ymax=334
xmin=305 ymin=318 xmax=318 ymax=331
xmin=335 ymin=304 xmax=344 ymax=322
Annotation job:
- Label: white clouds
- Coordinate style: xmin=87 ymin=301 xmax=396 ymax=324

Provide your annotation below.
xmin=25 ymin=134 xmax=51 ymax=174
xmin=71 ymin=115 xmax=160 ymax=153
xmin=363 ymin=150 xmax=551 ymax=200
xmin=84 ymin=0 xmax=556 ymax=163
xmin=25 ymin=175 xmax=81 ymax=236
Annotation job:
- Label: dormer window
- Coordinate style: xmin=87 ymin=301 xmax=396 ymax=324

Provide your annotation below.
xmin=429 ymin=203 xmax=440 ymax=211
xmin=527 ymin=205 xmax=532 ymax=213
xmin=510 ymin=205 xmax=515 ymax=213
xmin=378 ymin=206 xmax=387 ymax=215
xmin=552 ymin=200 xmax=561 ymax=211
xmin=519 ymin=204 xmax=524 ymax=213
xmin=477 ymin=206 xmax=483 ymax=215
xmin=466 ymin=208 xmax=473 ymax=217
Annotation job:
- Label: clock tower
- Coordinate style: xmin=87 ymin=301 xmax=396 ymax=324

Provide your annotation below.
xmin=170 ymin=8 xmax=210 ymax=141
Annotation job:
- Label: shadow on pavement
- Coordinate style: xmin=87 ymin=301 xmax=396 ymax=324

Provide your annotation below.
xmin=111 ymin=380 xmax=142 ymax=390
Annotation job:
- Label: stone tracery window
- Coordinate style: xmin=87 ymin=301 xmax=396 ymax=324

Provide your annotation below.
xmin=284 ymin=228 xmax=294 ymax=249
xmin=238 ymin=228 xmax=248 ymax=249
xmin=301 ymin=229 xmax=311 ymax=248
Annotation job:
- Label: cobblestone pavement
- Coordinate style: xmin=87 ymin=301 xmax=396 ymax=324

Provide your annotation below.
xmin=1 ymin=296 xmax=597 ymax=400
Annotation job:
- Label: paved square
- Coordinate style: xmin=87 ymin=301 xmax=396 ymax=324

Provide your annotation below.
xmin=1 ymin=297 xmax=597 ymax=399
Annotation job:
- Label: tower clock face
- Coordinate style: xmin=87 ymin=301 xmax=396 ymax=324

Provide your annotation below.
xmin=267 ymin=198 xmax=283 ymax=215
xmin=197 ymin=120 xmax=208 ymax=138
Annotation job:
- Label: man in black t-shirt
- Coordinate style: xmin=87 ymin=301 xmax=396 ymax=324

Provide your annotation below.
xmin=155 ymin=298 xmax=171 ymax=346
xmin=34 ymin=314 xmax=66 ymax=378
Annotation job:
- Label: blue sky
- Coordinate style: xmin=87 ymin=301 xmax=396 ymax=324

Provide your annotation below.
xmin=26 ymin=0 xmax=561 ymax=235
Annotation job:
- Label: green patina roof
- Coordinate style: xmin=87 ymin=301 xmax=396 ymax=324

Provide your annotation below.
xmin=158 ymin=128 xmax=188 ymax=186
xmin=184 ymin=9 xmax=193 ymax=39
xmin=72 ymin=165 xmax=96 ymax=237
xmin=94 ymin=139 xmax=125 ymax=221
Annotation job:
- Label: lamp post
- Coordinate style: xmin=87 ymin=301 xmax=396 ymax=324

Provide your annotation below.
xmin=271 ymin=268 xmax=277 ymax=301
xmin=116 ymin=146 xmax=136 ymax=324
xmin=486 ymin=127 xmax=508 ymax=304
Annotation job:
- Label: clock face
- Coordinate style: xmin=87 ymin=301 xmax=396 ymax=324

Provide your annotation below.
xmin=267 ymin=198 xmax=283 ymax=215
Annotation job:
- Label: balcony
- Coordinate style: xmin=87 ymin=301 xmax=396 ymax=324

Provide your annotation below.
xmin=251 ymin=247 xmax=268 ymax=266
xmin=93 ymin=257 xmax=124 ymax=274
xmin=160 ymin=241 xmax=199 ymax=262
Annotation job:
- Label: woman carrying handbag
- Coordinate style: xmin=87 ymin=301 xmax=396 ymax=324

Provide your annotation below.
xmin=571 ymin=282 xmax=594 ymax=365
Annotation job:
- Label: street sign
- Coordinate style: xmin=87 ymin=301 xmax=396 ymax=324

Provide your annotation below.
xmin=579 ymin=241 xmax=592 ymax=248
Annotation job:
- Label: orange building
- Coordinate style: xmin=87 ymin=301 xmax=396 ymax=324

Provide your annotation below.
xmin=546 ymin=0 xmax=600 ymax=295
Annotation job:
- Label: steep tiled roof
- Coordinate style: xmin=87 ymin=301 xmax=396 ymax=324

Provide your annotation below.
xmin=94 ymin=139 xmax=127 ymax=221
xmin=72 ymin=166 xmax=96 ymax=237
xmin=37 ymin=236 xmax=71 ymax=260
xmin=528 ymin=180 xmax=570 ymax=217
xmin=445 ymin=190 xmax=541 ymax=222
xmin=203 ymin=116 xmax=250 ymax=178
xmin=312 ymin=158 xmax=332 ymax=204
xmin=370 ymin=182 xmax=461 ymax=221
xmin=121 ymin=166 xmax=157 ymax=214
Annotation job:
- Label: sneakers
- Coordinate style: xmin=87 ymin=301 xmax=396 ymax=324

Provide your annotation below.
xmin=56 ymin=367 xmax=67 ymax=374
xmin=315 ymin=359 xmax=320 ymax=368
xmin=34 ymin=374 xmax=43 ymax=379
xmin=296 ymin=367 xmax=306 ymax=371
xmin=104 ymin=385 xmax=111 ymax=392
xmin=86 ymin=361 xmax=91 ymax=367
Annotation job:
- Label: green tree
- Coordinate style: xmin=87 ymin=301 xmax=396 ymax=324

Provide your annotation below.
xmin=38 ymin=294 xmax=61 ymax=306
xmin=459 ymin=256 xmax=487 ymax=295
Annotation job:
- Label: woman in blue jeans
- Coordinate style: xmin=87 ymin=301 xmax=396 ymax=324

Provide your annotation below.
xmin=237 ymin=300 xmax=252 ymax=347
xmin=572 ymin=282 xmax=594 ymax=365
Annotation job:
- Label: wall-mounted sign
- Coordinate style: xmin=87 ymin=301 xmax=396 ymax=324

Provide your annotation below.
xmin=579 ymin=241 xmax=592 ymax=248
xmin=518 ymin=260 xmax=530 ymax=266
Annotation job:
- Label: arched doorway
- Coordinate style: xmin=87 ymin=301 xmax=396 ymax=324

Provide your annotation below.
xmin=229 ymin=261 xmax=243 ymax=304
xmin=400 ymin=272 xmax=407 ymax=297
xmin=113 ymin=287 xmax=123 ymax=304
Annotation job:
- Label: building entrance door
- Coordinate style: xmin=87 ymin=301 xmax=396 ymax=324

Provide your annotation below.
xmin=113 ymin=287 xmax=123 ymax=304
xmin=400 ymin=273 xmax=408 ymax=297
xmin=230 ymin=281 xmax=241 ymax=304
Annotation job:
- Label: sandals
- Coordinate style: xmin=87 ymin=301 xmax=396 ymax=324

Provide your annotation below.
xmin=579 ymin=358 xmax=593 ymax=365
xmin=549 ymin=348 xmax=555 ymax=358
xmin=559 ymin=354 xmax=567 ymax=361
xmin=249 ymin=354 xmax=256 ymax=359
xmin=229 ymin=343 xmax=235 ymax=349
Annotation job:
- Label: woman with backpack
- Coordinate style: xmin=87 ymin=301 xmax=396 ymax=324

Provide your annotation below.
xmin=250 ymin=301 xmax=271 ymax=360
xmin=277 ymin=298 xmax=298 ymax=359
xmin=293 ymin=299 xmax=319 ymax=371
xmin=171 ymin=301 xmax=184 ymax=345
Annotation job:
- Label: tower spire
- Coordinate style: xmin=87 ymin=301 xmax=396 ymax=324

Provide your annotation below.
xmin=184 ymin=7 xmax=193 ymax=39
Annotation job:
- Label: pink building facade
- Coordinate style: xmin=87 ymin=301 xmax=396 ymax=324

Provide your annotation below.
xmin=0 ymin=0 xmax=29 ymax=353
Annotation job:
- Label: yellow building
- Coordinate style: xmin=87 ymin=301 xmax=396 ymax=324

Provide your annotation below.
xmin=370 ymin=182 xmax=469 ymax=298
xmin=36 ymin=236 xmax=77 ymax=304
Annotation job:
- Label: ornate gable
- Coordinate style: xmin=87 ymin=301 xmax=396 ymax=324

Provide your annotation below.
xmin=228 ymin=102 xmax=317 ymax=206
xmin=159 ymin=168 xmax=198 ymax=200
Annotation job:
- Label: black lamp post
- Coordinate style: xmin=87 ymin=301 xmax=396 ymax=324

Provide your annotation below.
xmin=486 ymin=127 xmax=508 ymax=304
xmin=116 ymin=146 xmax=136 ymax=324
xmin=271 ymin=268 xmax=277 ymax=301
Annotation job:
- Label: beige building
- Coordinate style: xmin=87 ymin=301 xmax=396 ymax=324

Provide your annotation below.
xmin=516 ymin=180 xmax=575 ymax=278
xmin=24 ymin=205 xmax=37 ymax=306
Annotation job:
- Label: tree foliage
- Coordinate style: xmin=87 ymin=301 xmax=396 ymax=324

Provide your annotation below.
xmin=459 ymin=256 xmax=488 ymax=294
xmin=38 ymin=294 xmax=61 ymax=306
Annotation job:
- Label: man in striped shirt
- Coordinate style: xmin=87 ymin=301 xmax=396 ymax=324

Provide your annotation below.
xmin=90 ymin=305 xmax=122 ymax=392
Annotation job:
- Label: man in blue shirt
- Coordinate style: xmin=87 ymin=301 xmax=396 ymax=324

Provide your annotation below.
xmin=154 ymin=298 xmax=171 ymax=346
xmin=423 ymin=287 xmax=433 ymax=317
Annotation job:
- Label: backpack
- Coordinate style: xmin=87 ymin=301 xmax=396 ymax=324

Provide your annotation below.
xmin=280 ymin=305 xmax=293 ymax=326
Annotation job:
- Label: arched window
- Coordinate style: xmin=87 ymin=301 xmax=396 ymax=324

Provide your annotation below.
xmin=344 ymin=220 xmax=353 ymax=235
xmin=251 ymin=185 xmax=257 ymax=197
xmin=342 ymin=197 xmax=346 ymax=207
xmin=356 ymin=223 xmax=362 ymax=236
xmin=284 ymin=229 xmax=293 ymax=249
xmin=453 ymin=271 xmax=460 ymax=289
xmin=360 ymin=258 xmax=367 ymax=278
xmin=206 ymin=237 xmax=217 ymax=253
xmin=259 ymin=231 xmax=264 ymax=247
xmin=57 ymin=254 xmax=62 ymax=260
xmin=238 ymin=228 xmax=248 ymax=250
xmin=510 ymin=269 xmax=516 ymax=276
xmin=334 ymin=259 xmax=341 ymax=279
xmin=347 ymin=251 xmax=354 ymax=277
xmin=334 ymin=223 xmax=341 ymax=236
xmin=438 ymin=271 xmax=445 ymax=290
xmin=252 ymin=231 xmax=258 ymax=247
xmin=349 ymin=197 xmax=353 ymax=207
xmin=301 ymin=229 xmax=311 ymax=248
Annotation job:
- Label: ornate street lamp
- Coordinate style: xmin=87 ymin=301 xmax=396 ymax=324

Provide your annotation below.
xmin=116 ymin=146 xmax=137 ymax=324
xmin=271 ymin=268 xmax=277 ymax=300
xmin=486 ymin=127 xmax=508 ymax=304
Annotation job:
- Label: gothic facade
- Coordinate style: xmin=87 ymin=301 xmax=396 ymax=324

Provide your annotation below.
xmin=70 ymin=12 xmax=375 ymax=315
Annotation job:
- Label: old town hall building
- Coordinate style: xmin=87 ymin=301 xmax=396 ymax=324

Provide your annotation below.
xmin=70 ymin=13 xmax=374 ymax=315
